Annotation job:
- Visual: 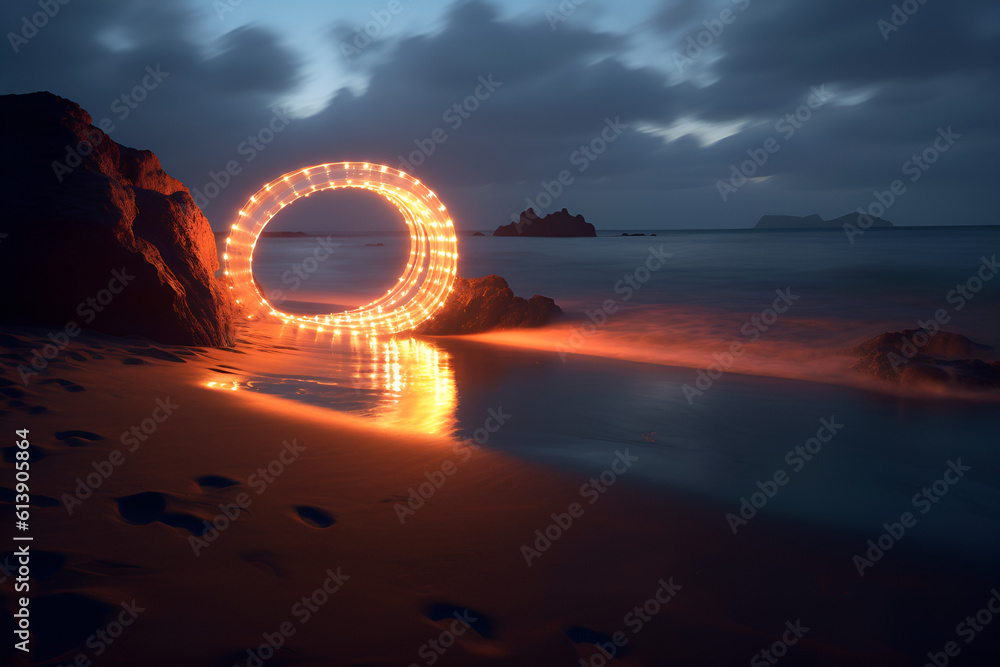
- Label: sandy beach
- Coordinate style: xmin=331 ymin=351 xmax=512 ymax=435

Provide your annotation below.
xmin=3 ymin=321 xmax=998 ymax=667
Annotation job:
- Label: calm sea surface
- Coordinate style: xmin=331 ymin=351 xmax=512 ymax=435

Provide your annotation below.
xmin=222 ymin=226 xmax=1000 ymax=561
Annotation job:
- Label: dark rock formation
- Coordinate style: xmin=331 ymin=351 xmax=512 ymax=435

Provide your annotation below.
xmin=471 ymin=232 xmax=485 ymax=236
xmin=416 ymin=275 xmax=562 ymax=335
xmin=0 ymin=92 xmax=234 ymax=346
xmin=755 ymin=213 xmax=894 ymax=229
xmin=850 ymin=329 xmax=1000 ymax=388
xmin=494 ymin=208 xmax=596 ymax=237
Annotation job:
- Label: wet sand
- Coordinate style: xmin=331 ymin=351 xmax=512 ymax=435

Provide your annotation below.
xmin=1 ymin=324 xmax=997 ymax=666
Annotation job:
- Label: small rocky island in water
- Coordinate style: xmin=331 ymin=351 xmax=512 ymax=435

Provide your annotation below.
xmin=494 ymin=208 xmax=597 ymax=237
xmin=755 ymin=213 xmax=894 ymax=229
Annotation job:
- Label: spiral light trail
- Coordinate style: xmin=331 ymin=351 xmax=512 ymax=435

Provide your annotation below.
xmin=224 ymin=162 xmax=459 ymax=336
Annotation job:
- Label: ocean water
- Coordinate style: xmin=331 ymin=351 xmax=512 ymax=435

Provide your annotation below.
xmin=246 ymin=226 xmax=1000 ymax=342
xmin=222 ymin=226 xmax=1000 ymax=561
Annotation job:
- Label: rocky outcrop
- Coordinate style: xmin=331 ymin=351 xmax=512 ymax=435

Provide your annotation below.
xmin=416 ymin=275 xmax=562 ymax=335
xmin=494 ymin=208 xmax=596 ymax=237
xmin=850 ymin=329 xmax=1000 ymax=388
xmin=755 ymin=213 xmax=894 ymax=229
xmin=0 ymin=92 xmax=234 ymax=346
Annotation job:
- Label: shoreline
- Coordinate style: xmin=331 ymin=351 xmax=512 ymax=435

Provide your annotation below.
xmin=2 ymin=324 xmax=998 ymax=665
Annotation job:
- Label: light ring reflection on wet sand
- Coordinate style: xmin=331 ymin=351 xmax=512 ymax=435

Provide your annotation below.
xmin=205 ymin=323 xmax=457 ymax=435
xmin=224 ymin=162 xmax=459 ymax=336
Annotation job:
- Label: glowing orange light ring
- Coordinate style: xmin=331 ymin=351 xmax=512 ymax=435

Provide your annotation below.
xmin=224 ymin=162 xmax=458 ymax=336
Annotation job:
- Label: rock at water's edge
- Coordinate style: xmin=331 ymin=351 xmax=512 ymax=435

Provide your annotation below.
xmin=0 ymin=92 xmax=234 ymax=346
xmin=416 ymin=275 xmax=562 ymax=335
xmin=850 ymin=329 xmax=999 ymax=388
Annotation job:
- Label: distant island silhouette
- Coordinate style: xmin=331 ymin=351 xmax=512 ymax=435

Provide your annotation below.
xmin=494 ymin=208 xmax=597 ymax=237
xmin=755 ymin=213 xmax=894 ymax=229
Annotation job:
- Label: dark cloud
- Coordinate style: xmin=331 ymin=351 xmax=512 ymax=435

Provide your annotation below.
xmin=205 ymin=26 xmax=300 ymax=94
xmin=0 ymin=0 xmax=300 ymax=194
xmin=673 ymin=0 xmax=1000 ymax=122
xmin=718 ymin=0 xmax=998 ymax=86
xmin=1 ymin=0 xmax=997 ymax=228
xmin=368 ymin=2 xmax=625 ymax=94
xmin=662 ymin=0 xmax=1000 ymax=210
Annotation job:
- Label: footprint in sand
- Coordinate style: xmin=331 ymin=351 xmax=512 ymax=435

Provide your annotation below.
xmin=194 ymin=475 xmax=239 ymax=491
xmin=38 ymin=378 xmax=85 ymax=392
xmin=160 ymin=512 xmax=211 ymax=536
xmin=0 ymin=386 xmax=48 ymax=415
xmin=293 ymin=505 xmax=336 ymax=528
xmin=121 ymin=356 xmax=147 ymax=365
xmin=425 ymin=603 xmax=494 ymax=639
xmin=115 ymin=491 xmax=167 ymax=524
xmin=195 ymin=474 xmax=240 ymax=491
xmin=2 ymin=442 xmax=47 ymax=463
xmin=117 ymin=490 xmax=232 ymax=535
xmin=54 ymin=430 xmax=103 ymax=447
xmin=0 ymin=384 xmax=26 ymax=399
xmin=19 ymin=403 xmax=48 ymax=414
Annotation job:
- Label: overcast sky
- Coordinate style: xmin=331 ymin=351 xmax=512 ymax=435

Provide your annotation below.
xmin=2 ymin=0 xmax=998 ymax=230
